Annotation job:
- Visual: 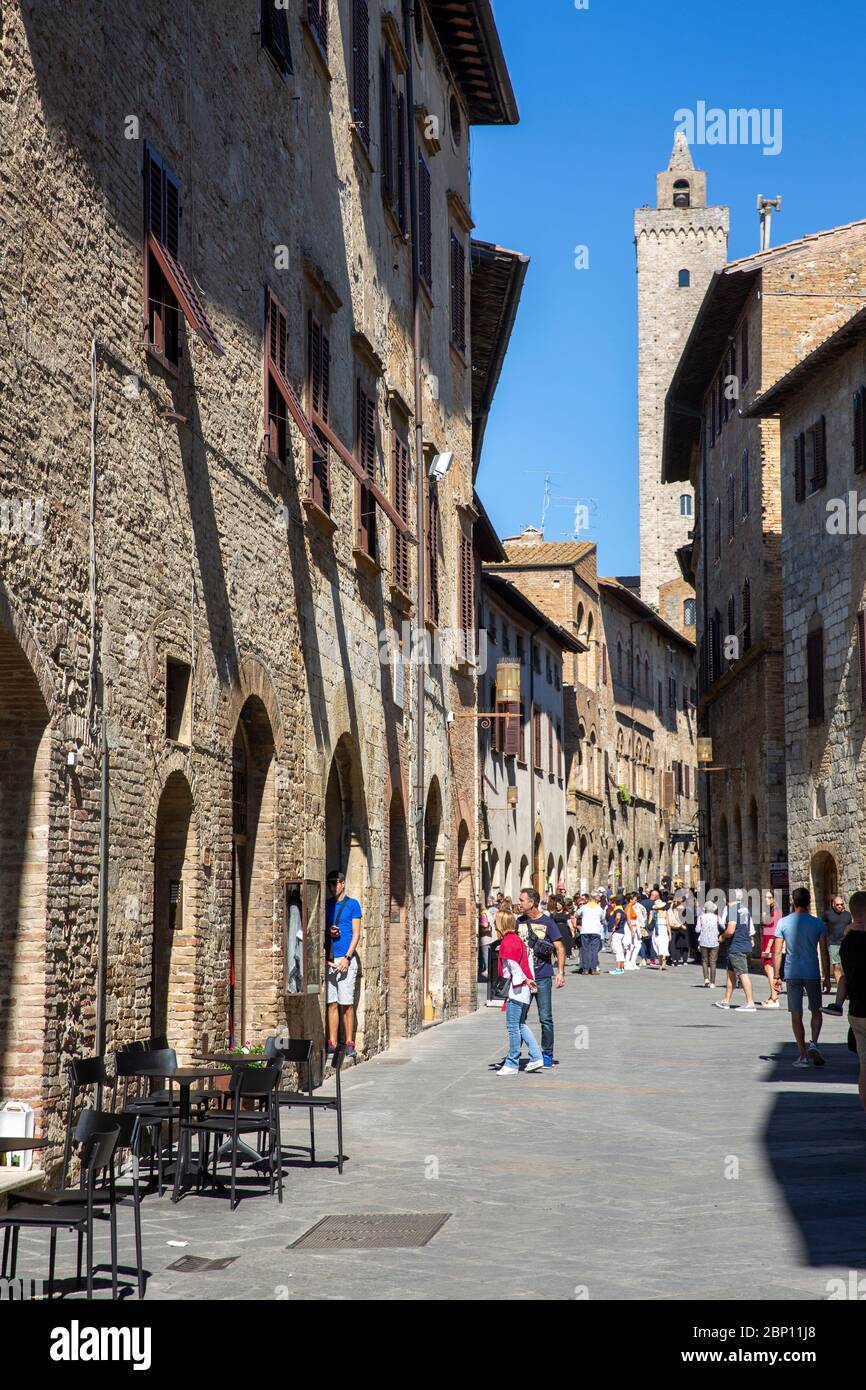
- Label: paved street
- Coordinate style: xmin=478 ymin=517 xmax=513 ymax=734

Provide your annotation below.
xmin=14 ymin=956 xmax=862 ymax=1302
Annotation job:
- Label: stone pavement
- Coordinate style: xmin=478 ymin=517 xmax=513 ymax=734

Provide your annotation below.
xmin=12 ymin=958 xmax=866 ymax=1300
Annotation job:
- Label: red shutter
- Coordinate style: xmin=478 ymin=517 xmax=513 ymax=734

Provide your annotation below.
xmin=355 ymin=383 xmax=377 ymax=555
xmin=352 ymin=0 xmax=370 ymax=145
xmin=426 ymin=482 xmax=440 ymax=624
xmin=308 ymin=311 xmax=331 ymax=511
xmin=548 ymin=715 xmax=553 ymax=773
xmin=519 ymin=701 xmax=526 ymax=761
xmin=503 ymin=702 xmax=521 ymax=757
xmin=266 ymin=290 xmax=319 ymax=454
xmin=459 ymin=532 xmax=473 ymax=637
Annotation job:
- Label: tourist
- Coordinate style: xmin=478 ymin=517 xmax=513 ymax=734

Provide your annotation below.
xmin=696 ymin=900 xmax=721 ymax=987
xmin=773 ymin=887 xmax=830 ymax=1066
xmin=550 ymin=895 xmax=575 ymax=959
xmin=516 ymin=888 xmax=565 ymax=1067
xmin=478 ymin=898 xmax=495 ymax=982
xmin=840 ymin=891 xmax=866 ymax=1112
xmin=759 ymin=894 xmax=781 ymax=1008
xmin=609 ymin=896 xmax=629 ymax=975
xmin=823 ymin=894 xmax=852 ymax=998
xmin=652 ymin=892 xmax=671 ymax=970
xmin=669 ymin=894 xmax=689 ymax=968
xmin=325 ymin=869 xmax=363 ymax=1063
xmin=626 ymin=892 xmax=646 ymax=969
xmin=576 ymin=891 xmax=604 ymax=975
xmin=714 ymin=890 xmax=757 ymax=1012
xmin=495 ymin=912 xmax=544 ymax=1076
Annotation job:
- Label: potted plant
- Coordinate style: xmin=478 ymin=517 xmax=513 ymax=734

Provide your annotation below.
xmin=616 ymin=784 xmax=633 ymax=806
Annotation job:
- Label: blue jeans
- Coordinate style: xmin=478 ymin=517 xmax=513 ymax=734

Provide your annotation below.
xmin=528 ymin=975 xmax=555 ymax=1057
xmin=580 ymin=934 xmax=600 ymax=973
xmin=505 ymin=999 xmax=543 ymax=1067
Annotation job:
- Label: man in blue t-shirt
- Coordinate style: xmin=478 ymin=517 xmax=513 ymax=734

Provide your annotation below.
xmin=325 ymin=870 xmax=363 ymax=1064
xmin=774 ymin=886 xmax=830 ymax=1068
xmin=714 ymin=890 xmax=756 ymax=1011
xmin=516 ymin=887 xmax=564 ymax=1066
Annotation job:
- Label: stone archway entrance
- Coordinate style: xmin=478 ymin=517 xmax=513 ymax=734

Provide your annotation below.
xmin=810 ymin=850 xmax=838 ymax=915
xmin=0 ymin=625 xmax=50 ymax=1115
xmin=230 ymin=697 xmax=276 ymax=1046
xmin=533 ymin=829 xmax=544 ymax=893
xmin=387 ymin=788 xmax=408 ymax=1040
xmin=324 ymin=734 xmax=370 ymax=1040
xmin=423 ymin=780 xmax=445 ymax=1022
xmin=152 ymin=771 xmax=198 ymax=1060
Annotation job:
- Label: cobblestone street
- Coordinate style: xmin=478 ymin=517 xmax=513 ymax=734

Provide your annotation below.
xmin=13 ymin=961 xmax=863 ymax=1302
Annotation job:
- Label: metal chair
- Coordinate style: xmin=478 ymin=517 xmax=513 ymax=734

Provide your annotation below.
xmin=60 ymin=1056 xmax=117 ymax=1187
xmin=266 ymin=1040 xmax=346 ymax=1173
xmin=0 ymin=1117 xmax=121 ymax=1299
xmin=185 ymin=1062 xmax=283 ymax=1210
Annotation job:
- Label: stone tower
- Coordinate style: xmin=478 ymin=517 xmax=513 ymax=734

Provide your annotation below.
xmin=635 ymin=133 xmax=729 ymax=610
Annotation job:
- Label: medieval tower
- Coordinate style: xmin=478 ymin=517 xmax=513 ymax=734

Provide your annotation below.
xmin=635 ymin=133 xmax=729 ymax=611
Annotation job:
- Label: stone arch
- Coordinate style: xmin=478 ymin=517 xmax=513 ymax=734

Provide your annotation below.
xmin=387 ymin=786 xmax=409 ymax=1040
xmin=230 ymin=695 xmax=278 ymax=1045
xmin=810 ymin=848 xmax=838 ymax=915
xmin=152 ymin=770 xmax=199 ymax=1061
xmin=503 ymin=851 xmax=513 ymax=900
xmin=0 ymin=616 xmax=52 ymax=1121
xmin=519 ymin=854 xmax=530 ymax=890
xmin=566 ymin=828 xmax=577 ymax=893
xmin=423 ymin=779 xmax=446 ymax=1021
xmin=227 ymin=652 xmax=285 ymax=758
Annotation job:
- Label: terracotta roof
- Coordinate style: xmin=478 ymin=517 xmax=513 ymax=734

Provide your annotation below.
xmin=499 ymin=539 xmax=594 ymax=567
xmin=471 ymin=240 xmax=529 ymax=474
xmin=723 ymin=216 xmax=866 ymax=272
xmin=744 ymin=304 xmax=866 ymax=418
xmin=599 ymin=577 xmax=695 ymax=652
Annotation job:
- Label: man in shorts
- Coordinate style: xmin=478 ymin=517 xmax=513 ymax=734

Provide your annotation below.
xmin=774 ymin=886 xmax=830 ymax=1068
xmin=823 ymin=894 xmax=852 ymax=997
xmin=325 ymin=870 xmax=363 ymax=1064
xmin=714 ymin=889 xmax=756 ymax=1011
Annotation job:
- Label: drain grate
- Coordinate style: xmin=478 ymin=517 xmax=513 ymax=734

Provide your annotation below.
xmin=167 ymin=1255 xmax=239 ymax=1273
xmin=290 ymin=1212 xmax=451 ymax=1250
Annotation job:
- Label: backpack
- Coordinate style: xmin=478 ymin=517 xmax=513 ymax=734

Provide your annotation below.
xmin=522 ymin=917 xmax=555 ymax=963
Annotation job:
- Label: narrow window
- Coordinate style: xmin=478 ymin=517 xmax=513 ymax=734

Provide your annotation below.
xmin=727 ymin=473 xmax=735 ymax=539
xmin=794 ymin=432 xmax=806 ymax=503
xmin=459 ymin=531 xmax=474 ymax=647
xmin=727 ymin=594 xmax=736 ymax=657
xmin=855 ymin=387 xmax=866 ymax=474
xmin=351 ymin=0 xmax=370 ymax=147
xmin=261 ymin=0 xmax=293 ymax=76
xmin=533 ymin=708 xmax=542 ymax=769
xmin=418 ymin=153 xmax=433 ymax=290
xmin=742 ymin=579 xmax=752 ymax=652
xmin=809 ymin=415 xmax=827 ymax=492
xmin=307 ymin=0 xmax=328 ymax=55
xmin=673 ymin=179 xmax=690 ymax=208
xmin=714 ymin=497 xmax=721 ymax=559
xmin=741 ymin=448 xmax=750 ymax=518
xmin=392 ymin=431 xmax=410 ymax=593
xmin=307 ymin=310 xmax=331 ymax=512
xmin=679 ymin=493 xmax=692 ymax=517
xmin=450 ymin=232 xmax=466 ymax=353
xmin=807 ymin=623 xmax=825 ymax=723
xmin=426 ymin=478 xmax=441 ymax=625
xmin=858 ymin=611 xmax=866 ymax=709
xmin=166 ymin=658 xmax=192 ymax=744
xmin=355 ymin=381 xmax=377 ymax=559
xmin=677 ymin=268 xmax=690 ymax=288
xmin=683 ymin=597 xmax=696 ymax=627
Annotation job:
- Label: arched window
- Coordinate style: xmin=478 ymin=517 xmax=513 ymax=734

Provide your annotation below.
xmin=673 ymin=179 xmax=690 ymax=208
xmin=680 ymin=493 xmax=693 ymax=517
xmin=678 ymin=268 xmax=690 ymax=288
xmin=683 ymin=597 xmax=696 ymax=627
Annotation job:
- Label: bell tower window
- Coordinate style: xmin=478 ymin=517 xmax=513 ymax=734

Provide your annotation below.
xmin=673 ymin=179 xmax=690 ymax=208
xmin=678 ymin=268 xmax=690 ymax=288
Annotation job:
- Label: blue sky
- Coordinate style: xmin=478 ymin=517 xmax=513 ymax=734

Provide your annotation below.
xmin=471 ymin=0 xmax=866 ymax=577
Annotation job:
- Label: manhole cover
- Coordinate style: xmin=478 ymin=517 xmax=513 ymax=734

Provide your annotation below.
xmin=290 ymin=1213 xmax=451 ymax=1250
xmin=167 ymin=1255 xmax=239 ymax=1273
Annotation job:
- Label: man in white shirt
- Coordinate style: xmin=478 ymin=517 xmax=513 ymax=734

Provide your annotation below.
xmin=576 ymin=893 xmax=604 ymax=975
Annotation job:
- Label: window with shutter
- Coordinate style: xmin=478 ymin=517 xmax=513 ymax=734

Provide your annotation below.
xmin=381 ymin=50 xmax=394 ymax=203
xmin=714 ymin=497 xmax=721 ymax=559
xmin=807 ymin=625 xmax=825 ymax=723
xmin=143 ymin=147 xmax=225 ymax=368
xmin=351 ymin=0 xmax=370 ymax=146
xmin=533 ymin=708 xmax=542 ymax=770
xmin=450 ymin=232 xmax=466 ymax=354
xmin=261 ymin=0 xmax=293 ymax=76
xmin=518 ymin=700 xmax=526 ymax=762
xmin=355 ymin=382 xmax=378 ymax=558
xmin=265 ymin=289 xmax=321 ymax=466
xmin=548 ymin=715 xmax=553 ymax=775
xmin=503 ymin=701 xmax=521 ymax=757
xmin=684 ymin=763 xmax=690 ymax=799
xmin=727 ymin=473 xmax=735 ymax=539
xmin=601 ymin=644 xmax=607 ymax=685
xmin=742 ymin=578 xmax=752 ymax=652
xmin=307 ymin=0 xmax=328 ymax=54
xmin=740 ymin=317 xmax=749 ymax=384
xmin=418 ymin=153 xmax=433 ymax=290
xmin=809 ymin=415 xmax=827 ymax=491
xmin=307 ymin=311 xmax=331 ymax=512
xmin=858 ymin=611 xmax=866 ymax=709
xmin=711 ymin=610 xmax=722 ymax=683
xmin=392 ymin=431 xmax=411 ymax=593
xmin=855 ymin=388 xmax=866 ymax=474
xmin=557 ymin=720 xmax=563 ymax=780
xmin=794 ymin=432 xmax=806 ymax=503
xmin=459 ymin=531 xmax=474 ymax=647
xmin=426 ymin=480 xmax=441 ymax=625
xmin=741 ymin=448 xmax=749 ymax=518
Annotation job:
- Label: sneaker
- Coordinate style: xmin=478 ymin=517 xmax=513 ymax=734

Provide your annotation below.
xmin=792 ymin=1056 xmax=811 ymax=1068
xmin=808 ymin=1043 xmax=826 ymax=1067
xmin=326 ymin=1041 xmax=336 ymax=1056
xmin=709 ymin=983 xmax=717 ymax=989
xmin=496 ymin=1064 xmax=519 ymax=1076
xmin=760 ymin=1000 xmax=780 ymax=1009
xmin=822 ymin=1002 xmax=844 ymax=1015
xmin=542 ymin=1055 xmax=555 ymax=1068
xmin=525 ymin=1058 xmax=544 ymax=1073
xmin=609 ymin=968 xmax=625 ymax=975
xmin=737 ymin=1004 xmax=757 ymax=1012
xmin=713 ymin=1000 xmax=732 ymax=1009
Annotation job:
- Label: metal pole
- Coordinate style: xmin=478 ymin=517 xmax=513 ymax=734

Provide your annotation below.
xmin=95 ymin=707 xmax=109 ymax=1097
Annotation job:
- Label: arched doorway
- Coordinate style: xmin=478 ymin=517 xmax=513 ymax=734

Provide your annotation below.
xmin=556 ymin=856 xmax=564 ymax=893
xmin=387 ymin=788 xmax=408 ymax=1041
xmin=716 ymin=814 xmax=730 ymax=899
xmin=456 ymin=820 xmax=473 ymax=1009
xmin=546 ymin=853 xmax=555 ymax=893
xmin=519 ymin=855 xmax=529 ymax=890
xmin=0 ymin=625 xmax=50 ymax=1114
xmin=230 ymin=697 xmax=276 ymax=1046
xmin=566 ymin=828 xmax=577 ymax=893
xmin=503 ymin=851 xmax=513 ymax=900
xmin=810 ymin=850 xmax=838 ymax=915
xmin=533 ymin=829 xmax=544 ymax=892
xmin=153 ymin=772 xmax=198 ymax=1061
xmin=423 ymin=779 xmax=445 ymax=1021
xmin=325 ymin=734 xmax=370 ymax=1034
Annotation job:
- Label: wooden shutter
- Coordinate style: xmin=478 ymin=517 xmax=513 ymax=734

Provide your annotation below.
xmin=396 ymin=92 xmax=407 ymax=231
xmin=308 ymin=311 xmax=331 ymax=511
xmin=601 ymin=644 xmax=607 ymax=685
xmin=392 ymin=434 xmax=410 ymax=592
xmin=794 ymin=432 xmax=806 ymax=502
xmin=740 ymin=318 xmax=749 ymax=383
xmin=418 ymin=153 xmax=432 ymax=289
xmin=807 ymin=627 xmax=825 ymax=723
xmin=855 ymin=388 xmax=866 ymax=474
xmin=557 ymin=721 xmax=563 ymax=778
xmin=426 ymin=481 xmax=440 ymax=624
xmin=147 ymin=148 xmax=179 ymax=255
xmin=450 ymin=233 xmax=466 ymax=352
xmin=812 ymin=415 xmax=827 ymax=489
xmin=727 ymin=473 xmax=735 ymax=539
xmin=518 ymin=701 xmax=526 ymax=761
xmin=741 ymin=449 xmax=749 ymax=517
xmin=381 ymin=50 xmax=394 ymax=204
xmin=533 ymin=709 xmax=542 ymax=768
xmin=356 ymin=383 xmax=377 ymax=555
xmin=684 ymin=763 xmax=690 ymax=799
xmin=261 ymin=0 xmax=293 ymax=75
xmin=503 ymin=702 xmax=521 ymax=757
xmin=858 ymin=610 xmax=866 ymax=708
xmin=459 ymin=532 xmax=473 ymax=638
xmin=742 ymin=579 xmax=752 ymax=652
xmin=307 ymin=0 xmax=328 ymax=53
xmin=548 ymin=714 xmax=553 ymax=773
xmin=352 ymin=0 xmax=370 ymax=146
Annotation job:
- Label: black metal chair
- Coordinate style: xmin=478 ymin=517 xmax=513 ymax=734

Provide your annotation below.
xmin=266 ymin=1040 xmax=346 ymax=1173
xmin=114 ymin=1048 xmax=180 ymax=1194
xmin=0 ymin=1117 xmax=121 ymax=1299
xmin=185 ymin=1062 xmax=283 ymax=1210
xmin=6 ymin=1109 xmax=146 ymax=1298
xmin=60 ymin=1056 xmax=118 ymax=1187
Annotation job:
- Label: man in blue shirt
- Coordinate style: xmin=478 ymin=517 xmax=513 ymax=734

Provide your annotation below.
xmin=774 ymin=886 xmax=830 ymax=1068
xmin=516 ymin=887 xmax=564 ymax=1066
xmin=325 ymin=870 xmax=363 ymax=1064
xmin=714 ymin=890 xmax=756 ymax=1011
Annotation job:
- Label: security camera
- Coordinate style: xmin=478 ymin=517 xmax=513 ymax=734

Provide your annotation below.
xmin=428 ymin=452 xmax=454 ymax=482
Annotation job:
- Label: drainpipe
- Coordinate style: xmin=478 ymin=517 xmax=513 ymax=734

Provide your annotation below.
xmin=528 ymin=626 xmax=541 ymax=884
xmin=89 ymin=337 xmax=109 ymax=1085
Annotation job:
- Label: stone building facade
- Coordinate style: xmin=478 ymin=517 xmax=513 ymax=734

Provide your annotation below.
xmin=747 ymin=307 xmax=866 ymax=910
xmin=478 ymin=572 xmax=579 ymax=901
xmin=635 ymin=133 xmax=729 ymax=610
xmin=485 ymin=530 xmax=698 ymax=894
xmin=0 ymin=0 xmax=518 ymax=1156
xmin=663 ymin=219 xmax=866 ymax=904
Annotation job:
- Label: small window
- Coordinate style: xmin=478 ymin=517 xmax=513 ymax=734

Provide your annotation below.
xmin=351 ymin=0 xmax=370 ymax=147
xmin=381 ymin=50 xmax=407 ymax=232
xmin=679 ymin=493 xmax=692 ymax=517
xmin=684 ymin=598 xmax=696 ymax=627
xmin=450 ymin=232 xmax=466 ymax=354
xmin=678 ymin=268 xmax=690 ymax=288
xmin=673 ymin=179 xmax=690 ymax=208
xmin=807 ymin=622 xmax=825 ymax=724
xmin=261 ymin=0 xmax=293 ymax=76
xmin=418 ymin=153 xmax=433 ymax=290
xmin=307 ymin=0 xmax=328 ymax=55
xmin=166 ymin=659 xmax=191 ymax=744
xmin=449 ymin=94 xmax=463 ymax=146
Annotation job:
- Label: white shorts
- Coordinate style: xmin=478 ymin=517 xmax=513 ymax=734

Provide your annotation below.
xmin=613 ymin=934 xmax=628 ymax=961
xmin=327 ymin=955 xmax=359 ymax=1006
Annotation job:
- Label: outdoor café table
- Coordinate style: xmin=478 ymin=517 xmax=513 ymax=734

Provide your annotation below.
xmin=0 ymin=1137 xmax=48 ymax=1155
xmin=134 ymin=1067 xmax=223 ymax=1203
xmin=201 ymin=1054 xmax=266 ymax=1168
